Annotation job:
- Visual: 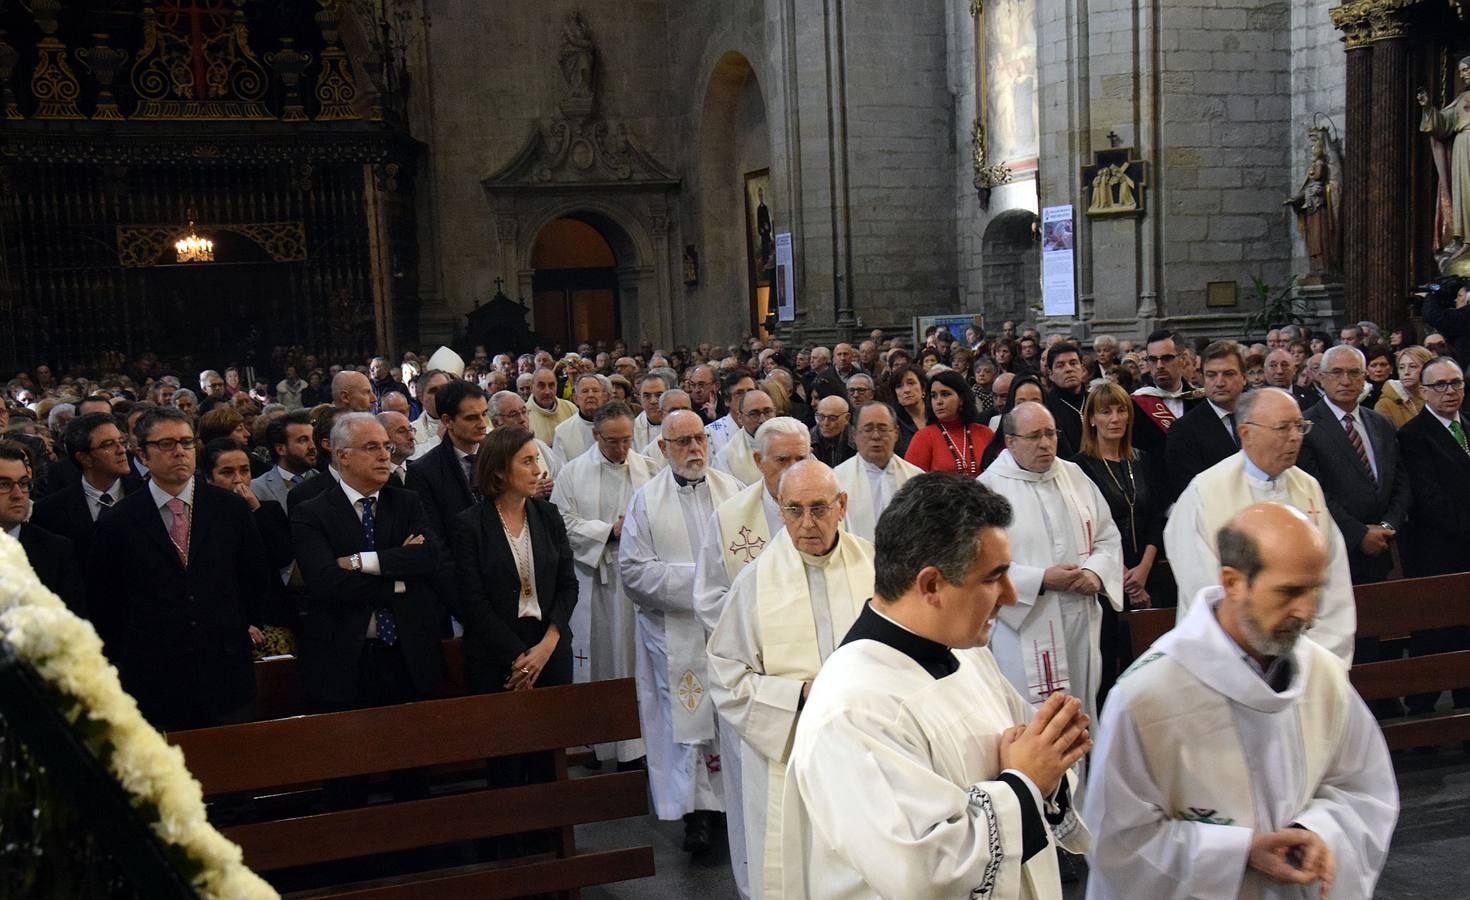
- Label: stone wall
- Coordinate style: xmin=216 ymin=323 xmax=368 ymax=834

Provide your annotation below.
xmin=1289 ymin=0 xmax=1347 ymax=279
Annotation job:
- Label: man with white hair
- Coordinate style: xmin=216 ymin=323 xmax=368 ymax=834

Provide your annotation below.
xmin=488 ymin=391 xmax=558 ymax=490
xmin=979 ymin=401 xmax=1123 ymax=728
xmin=515 ymin=371 xmax=533 ymax=402
xmin=713 ymin=389 xmax=777 ymax=486
xmin=552 ymin=372 xmax=609 ymax=466
xmin=833 ymin=402 xmax=922 ymax=541
xmin=551 ymin=403 xmax=658 ymax=758
xmin=708 ymin=458 xmax=873 ymax=898
xmin=619 ymin=410 xmax=742 ymax=858
xmin=1164 ymin=387 xmax=1356 ymax=663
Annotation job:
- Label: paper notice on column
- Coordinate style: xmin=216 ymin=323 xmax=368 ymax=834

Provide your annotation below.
xmin=775 ymin=232 xmax=795 ymax=322
xmin=1041 ymin=205 xmax=1076 ymax=317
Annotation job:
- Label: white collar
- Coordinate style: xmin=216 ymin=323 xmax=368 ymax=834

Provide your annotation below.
xmin=859 ymin=454 xmax=893 ymax=476
xmin=148 ymin=477 xmax=194 ymax=508
xmin=1206 ymin=399 xmax=1235 ymax=420
xmin=339 ymin=478 xmax=381 ymax=508
xmin=1429 ymin=406 xmax=1461 ymax=430
xmin=1241 ymin=453 xmax=1277 ymax=483
xmin=275 ymin=464 xmax=305 ymax=483
xmin=1322 ymin=398 xmax=1360 ymax=424
xmin=81 ymin=474 xmax=122 ymax=502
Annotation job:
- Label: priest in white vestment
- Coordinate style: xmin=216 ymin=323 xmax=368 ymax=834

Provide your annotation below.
xmin=409 ymin=368 xmax=453 ymax=460
xmin=551 ymin=373 xmax=608 ymax=468
xmin=706 ymin=372 xmax=756 ymax=457
xmin=1087 ymin=502 xmax=1396 ymax=899
xmin=784 ymin=473 xmax=1090 ymax=900
xmin=550 ymin=403 xmax=657 ymax=760
xmin=708 ymin=459 xmax=874 ymax=900
xmin=713 ymin=389 xmax=776 ymax=486
xmin=632 ymin=372 xmax=673 ymax=449
xmin=527 ymin=367 xmax=576 ymax=447
xmin=692 ymin=415 xmax=810 ymax=899
xmin=832 ymin=400 xmax=922 ymax=542
xmin=619 ymin=411 xmax=740 ymax=856
xmin=978 ymin=402 xmax=1123 ymax=725
xmin=489 ymin=390 xmax=559 ymax=490
xmin=641 ymin=388 xmax=693 ymax=469
xmin=1164 ymin=387 xmax=1355 ymax=662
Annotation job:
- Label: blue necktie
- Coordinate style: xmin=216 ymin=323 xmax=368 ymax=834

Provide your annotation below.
xmin=289 ymin=473 xmax=303 ymax=487
xmin=361 ymin=497 xmax=398 ymax=645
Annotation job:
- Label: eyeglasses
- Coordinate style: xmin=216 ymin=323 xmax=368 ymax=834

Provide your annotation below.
xmin=347 ymin=442 xmax=389 ymax=455
xmin=744 ymin=407 xmax=777 ymax=420
xmin=1145 ymin=354 xmax=1178 ymax=365
xmin=142 ymin=437 xmax=197 ymax=452
xmin=858 ymin=424 xmax=894 ymax=435
xmin=1008 ymin=429 xmax=1058 ymax=442
xmin=1321 ymin=368 xmax=1365 ymax=380
xmin=89 ymin=438 xmax=126 ymax=453
xmin=1423 ymin=379 xmax=1466 ymax=393
xmin=814 ymin=413 xmax=848 ymax=424
xmin=1242 ymin=420 xmax=1313 ymax=435
xmin=780 ymin=501 xmax=839 ymax=522
xmin=0 ymin=477 xmax=33 ymax=494
xmin=666 ymin=434 xmax=708 ymax=447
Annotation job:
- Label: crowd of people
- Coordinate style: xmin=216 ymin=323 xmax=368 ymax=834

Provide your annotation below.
xmin=4 ymin=278 xmax=1468 ymax=896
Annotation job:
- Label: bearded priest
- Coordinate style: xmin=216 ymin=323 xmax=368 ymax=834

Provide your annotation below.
xmin=1085 ymin=502 xmax=1396 ymax=899
xmin=782 ymin=473 xmax=1090 ymax=899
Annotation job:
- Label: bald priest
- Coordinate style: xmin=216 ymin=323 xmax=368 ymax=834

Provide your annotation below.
xmin=782 ymin=474 xmax=1091 ymax=899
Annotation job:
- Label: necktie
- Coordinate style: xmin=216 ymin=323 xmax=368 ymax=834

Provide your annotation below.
xmin=164 ymin=497 xmax=189 ymax=566
xmin=361 ymin=497 xmax=398 ymax=645
xmin=97 ymin=492 xmax=114 ymax=509
xmin=289 ymin=473 xmax=303 ymax=488
xmin=1224 ymin=413 xmax=1238 ymax=447
xmin=1453 ymin=419 xmax=1469 ymax=454
xmin=462 ymin=454 xmax=481 ymax=500
xmin=1342 ymin=414 xmax=1375 ymax=482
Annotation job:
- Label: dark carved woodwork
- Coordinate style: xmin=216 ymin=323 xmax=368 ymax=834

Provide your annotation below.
xmin=1344 ymin=45 xmax=1372 ymax=322
xmin=1369 ymin=35 xmax=1410 ymax=328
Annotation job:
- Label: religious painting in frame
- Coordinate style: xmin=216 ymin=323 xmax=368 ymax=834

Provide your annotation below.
xmin=985 ymin=0 xmax=1039 ymax=176
xmin=743 ymin=169 xmax=775 ymax=327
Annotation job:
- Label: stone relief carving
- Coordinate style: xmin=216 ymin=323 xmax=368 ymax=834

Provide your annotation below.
xmin=1081 ymin=146 xmax=1147 ymax=218
xmin=558 ymin=12 xmax=596 ymax=117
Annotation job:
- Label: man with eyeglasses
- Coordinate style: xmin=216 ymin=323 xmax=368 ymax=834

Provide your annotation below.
xmin=0 ymin=440 xmax=84 ymax=613
xmin=706 ymin=371 xmax=756 ymax=458
xmin=708 ymin=458 xmax=873 ymax=899
xmin=551 ymin=373 xmax=610 ymax=467
xmin=32 ymin=411 xmax=145 ymax=568
xmin=845 ymin=372 xmax=876 ymax=409
xmin=833 ymin=402 xmax=923 ymax=542
xmin=687 ymin=364 xmax=721 ymax=425
xmin=551 ymin=402 xmax=660 ymax=747
xmin=715 ymin=389 xmax=777 ymax=486
xmin=1132 ymin=329 xmax=1203 ymax=456
xmin=87 ymin=406 xmax=271 ymax=731
xmin=808 ymin=394 xmax=856 ymax=468
xmin=1164 ymin=387 xmax=1356 ymax=663
xmin=1398 ymin=357 xmax=1470 ymax=580
xmin=642 ymin=388 xmax=694 ymax=467
xmin=980 ymin=401 xmax=1123 ymax=730
xmin=1296 ymin=345 xmax=1410 ymax=586
xmin=619 ymin=409 xmax=743 ymax=861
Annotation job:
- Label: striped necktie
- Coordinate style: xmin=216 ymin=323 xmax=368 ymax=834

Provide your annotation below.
xmin=1341 ymin=414 xmax=1375 ymax=482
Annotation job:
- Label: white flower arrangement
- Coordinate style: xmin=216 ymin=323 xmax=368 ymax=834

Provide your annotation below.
xmin=0 ymin=532 xmax=278 ymax=900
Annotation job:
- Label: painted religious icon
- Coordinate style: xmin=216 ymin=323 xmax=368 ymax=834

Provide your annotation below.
xmin=987 ymin=0 xmax=1039 ymax=169
xmin=744 ymin=170 xmax=775 ymax=287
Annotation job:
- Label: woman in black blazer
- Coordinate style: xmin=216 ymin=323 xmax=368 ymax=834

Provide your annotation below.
xmin=451 ymin=425 xmax=578 ymax=695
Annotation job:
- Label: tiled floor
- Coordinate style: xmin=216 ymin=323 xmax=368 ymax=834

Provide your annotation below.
xmin=579 ymin=748 xmax=1470 ymax=899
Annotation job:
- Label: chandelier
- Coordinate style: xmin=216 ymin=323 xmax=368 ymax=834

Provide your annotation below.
xmin=174 ymin=213 xmax=214 ymax=263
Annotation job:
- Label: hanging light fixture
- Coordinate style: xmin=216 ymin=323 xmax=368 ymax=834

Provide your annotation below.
xmin=174 ymin=210 xmax=214 ymax=263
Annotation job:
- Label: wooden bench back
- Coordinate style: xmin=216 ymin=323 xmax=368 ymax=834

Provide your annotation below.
xmin=169 ymin=678 xmax=655 ymax=897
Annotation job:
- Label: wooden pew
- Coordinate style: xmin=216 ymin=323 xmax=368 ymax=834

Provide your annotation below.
xmin=170 ymin=677 xmax=654 ymax=898
xmin=1121 ymin=573 xmax=1470 ymax=751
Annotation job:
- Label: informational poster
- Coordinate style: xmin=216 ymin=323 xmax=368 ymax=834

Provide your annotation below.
xmin=774 ymin=232 xmax=796 ymax=322
xmin=1041 ymin=204 xmax=1076 ymax=317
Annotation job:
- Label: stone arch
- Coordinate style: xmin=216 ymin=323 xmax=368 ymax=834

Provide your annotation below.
xmin=981 ymin=209 xmax=1041 ymax=326
xmin=692 ymin=50 xmax=770 ymax=342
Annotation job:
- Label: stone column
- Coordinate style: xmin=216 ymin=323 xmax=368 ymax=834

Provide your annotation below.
xmin=1366 ymin=9 xmax=1410 ymax=328
xmin=1341 ymin=29 xmax=1372 ymax=323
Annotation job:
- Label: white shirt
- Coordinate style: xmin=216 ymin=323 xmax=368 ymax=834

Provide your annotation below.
xmin=80 ymin=476 xmax=124 ymax=522
xmin=338 ymin=478 xmax=406 ymax=614
xmin=148 ymin=477 xmax=194 ymax=534
xmin=276 ymin=464 xmax=307 ymax=488
xmin=1429 ymin=405 xmax=1465 ymax=437
xmin=1323 ymin=398 xmax=1379 ymax=478
xmin=1206 ymin=399 xmax=1238 ymax=446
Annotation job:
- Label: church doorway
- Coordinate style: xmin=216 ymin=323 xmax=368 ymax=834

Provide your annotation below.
xmin=981 ymin=209 xmax=1041 ymax=325
xmin=530 ymin=217 xmax=621 ymax=349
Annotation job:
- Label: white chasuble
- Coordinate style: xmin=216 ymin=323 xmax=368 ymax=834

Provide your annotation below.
xmin=708 ymin=529 xmax=875 ymax=900
xmin=641 ymin=436 xmax=670 ymax=468
xmin=1085 ymin=591 xmax=1397 ymax=900
xmin=633 ymin=410 xmax=662 ymax=450
xmin=1165 ymin=452 xmax=1355 ymax=663
xmin=551 ymin=414 xmax=595 ymax=468
xmin=833 ymin=453 xmax=923 ymax=542
xmin=528 ymin=395 xmax=575 ymax=446
xmin=619 ymin=466 xmax=741 ymax=821
xmin=978 ymin=451 xmax=1123 ymax=724
xmin=784 ymin=636 xmax=1088 ymax=900
xmin=713 ymin=429 xmax=762 ymax=486
xmin=693 ymin=481 xmax=783 ymax=632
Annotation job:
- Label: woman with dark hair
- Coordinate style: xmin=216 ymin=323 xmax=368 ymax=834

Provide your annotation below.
xmin=971 ymin=355 xmax=999 ymax=419
xmin=879 ymin=363 xmax=928 ymax=456
xmin=200 ymin=437 xmax=293 ymax=654
xmin=199 ymin=406 xmax=268 ymax=476
xmin=1071 ymin=383 xmax=1169 ymax=703
xmin=451 ymin=426 xmax=577 ymax=696
xmin=916 ymin=347 xmax=943 ymax=373
xmin=991 ymin=337 xmax=1023 ymax=374
xmin=980 ymin=374 xmax=1046 ymax=470
xmin=903 ymin=369 xmax=994 ymax=475
xmin=1364 ymin=346 xmax=1394 ymax=409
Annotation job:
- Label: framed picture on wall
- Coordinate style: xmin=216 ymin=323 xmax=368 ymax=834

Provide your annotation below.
xmin=744 ymin=169 xmax=775 ymax=288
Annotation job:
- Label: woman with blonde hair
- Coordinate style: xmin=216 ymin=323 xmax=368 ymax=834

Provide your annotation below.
xmin=759 ymin=377 xmax=792 ymax=416
xmin=1374 ymin=345 xmax=1433 ymax=429
xmin=1071 ymin=382 xmax=1169 ymax=704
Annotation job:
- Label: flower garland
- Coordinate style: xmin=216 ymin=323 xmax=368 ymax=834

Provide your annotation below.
xmin=0 ymin=533 xmax=277 ymax=900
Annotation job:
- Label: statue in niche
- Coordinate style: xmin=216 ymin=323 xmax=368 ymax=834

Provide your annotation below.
xmin=559 ymin=12 xmax=595 ymax=103
xmin=1418 ymin=57 xmax=1470 ymax=272
xmin=1284 ymin=119 xmax=1342 ymax=279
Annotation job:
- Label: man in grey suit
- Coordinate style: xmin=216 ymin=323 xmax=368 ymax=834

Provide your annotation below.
xmin=1298 ymin=344 xmax=1412 ymax=585
xmin=250 ymin=409 xmax=317 ymax=508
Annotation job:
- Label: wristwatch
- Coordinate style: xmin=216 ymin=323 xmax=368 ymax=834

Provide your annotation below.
xmin=1379 ymin=522 xmax=1395 ymax=532
xmin=350 ymin=552 xmax=363 ymax=572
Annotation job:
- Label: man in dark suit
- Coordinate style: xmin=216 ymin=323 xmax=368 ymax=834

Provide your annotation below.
xmin=1163 ymin=340 xmax=1248 ymax=501
xmin=1042 ymin=342 xmax=1087 ymax=458
xmin=31 ymin=412 xmax=144 ymax=569
xmin=407 ymin=379 xmax=488 ymax=544
xmin=1131 ymin=329 xmax=1202 ymax=456
xmin=1396 ymin=357 xmax=1470 ymax=712
xmin=290 ymin=413 xmax=446 ymax=805
xmin=0 ymin=441 xmax=84 ymax=612
xmin=1297 ymin=345 xmax=1412 ymax=584
xmin=86 ymin=407 xmax=269 ymax=732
